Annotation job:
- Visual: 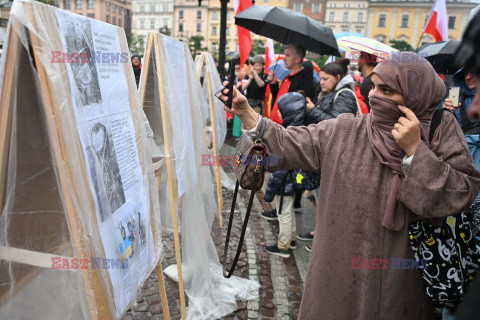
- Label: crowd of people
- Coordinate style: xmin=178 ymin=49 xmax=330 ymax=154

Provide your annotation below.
xmin=219 ymin=9 xmax=480 ymax=320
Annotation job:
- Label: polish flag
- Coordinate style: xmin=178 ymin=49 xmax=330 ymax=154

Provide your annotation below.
xmin=264 ymin=38 xmax=275 ymax=74
xmin=264 ymin=39 xmax=275 ymax=117
xmin=234 ymin=0 xmax=253 ymax=66
xmin=424 ymin=0 xmax=448 ymax=42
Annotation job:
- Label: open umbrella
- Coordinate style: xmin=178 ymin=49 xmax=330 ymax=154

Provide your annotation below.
xmin=415 ymin=40 xmax=461 ymax=74
xmin=267 ymin=60 xmax=290 ymax=80
xmin=337 ymin=35 xmax=398 ymax=56
xmin=235 ymin=5 xmax=340 ymax=56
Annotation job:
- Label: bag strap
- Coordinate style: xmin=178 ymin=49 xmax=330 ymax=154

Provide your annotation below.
xmin=429 ymin=108 xmax=446 ymax=143
xmin=222 ymin=180 xmax=256 ymax=278
xmin=334 ymin=88 xmax=362 ymax=115
xmin=255 ymin=117 xmax=267 ymax=141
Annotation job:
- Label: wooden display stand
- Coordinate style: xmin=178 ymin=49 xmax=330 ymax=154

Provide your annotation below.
xmin=196 ymin=52 xmax=224 ymax=228
xmin=138 ymin=32 xmax=187 ymax=320
xmin=0 ymin=2 xmax=169 ymax=319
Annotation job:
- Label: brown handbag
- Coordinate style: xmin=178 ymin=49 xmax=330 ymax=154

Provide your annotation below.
xmin=223 ymin=118 xmax=269 ymax=278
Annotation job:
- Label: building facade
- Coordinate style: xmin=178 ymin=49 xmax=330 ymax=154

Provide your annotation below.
xmin=367 ymin=0 xmax=477 ymax=48
xmin=56 ymin=0 xmax=132 ymax=32
xmin=206 ymin=0 xmax=288 ymax=58
xmin=131 ymin=0 xmax=174 ymax=54
xmin=173 ymin=0 xmax=209 ymax=46
xmin=324 ymin=0 xmax=369 ymax=35
xmin=288 ymin=0 xmax=326 ymax=23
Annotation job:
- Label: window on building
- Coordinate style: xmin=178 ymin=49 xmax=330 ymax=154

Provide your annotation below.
xmin=225 ymin=43 xmax=229 ymax=51
xmin=118 ymin=18 xmax=122 ymax=27
xmin=378 ymin=14 xmax=386 ymax=27
xmin=448 ymin=16 xmax=456 ymax=29
xmin=54 ymin=0 xmax=59 ymax=7
xmin=294 ymin=3 xmax=302 ymax=13
xmin=197 ymin=10 xmax=202 ymax=19
xmin=139 ymin=20 xmax=144 ymax=29
xmin=212 ymin=11 xmax=219 ymax=20
xmin=227 ymin=11 xmax=231 ymax=19
xmin=112 ymin=16 xmax=116 ymax=25
xmin=112 ymin=4 xmax=116 ymax=13
xmin=356 ymin=28 xmax=362 ymax=34
xmin=179 ymin=23 xmax=183 ymax=32
xmin=197 ymin=23 xmax=201 ymax=32
xmin=106 ymin=2 xmax=110 ymax=11
xmin=150 ymin=19 xmax=155 ymax=29
xmin=106 ymin=15 xmax=110 ymax=23
xmin=161 ymin=3 xmax=166 ymax=12
xmin=343 ymin=12 xmax=349 ymax=22
xmin=329 ymin=12 xmax=335 ymax=22
xmin=150 ymin=4 xmax=154 ymax=12
xmin=139 ymin=4 xmax=144 ymax=12
xmin=179 ymin=10 xmax=183 ymax=19
xmin=63 ymin=0 xmax=71 ymax=9
xmin=401 ymin=15 xmax=409 ymax=28
xmin=87 ymin=13 xmax=94 ymax=18
xmin=138 ymin=37 xmax=144 ymax=48
xmin=341 ymin=27 xmax=348 ymax=32
xmin=163 ymin=19 xmax=168 ymax=27
xmin=212 ymin=26 xmax=217 ymax=35
xmin=87 ymin=0 xmax=94 ymax=9
xmin=76 ymin=0 xmax=83 ymax=9
xmin=212 ymin=43 xmax=217 ymax=53
xmin=312 ymin=3 xmax=320 ymax=14
xmin=358 ymin=12 xmax=363 ymax=22
xmin=226 ymin=27 xmax=230 ymax=35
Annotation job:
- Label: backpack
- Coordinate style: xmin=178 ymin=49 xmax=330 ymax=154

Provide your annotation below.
xmin=408 ymin=108 xmax=480 ymax=310
xmin=334 ymin=88 xmax=368 ymax=116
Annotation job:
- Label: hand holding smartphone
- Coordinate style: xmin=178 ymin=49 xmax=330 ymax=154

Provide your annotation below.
xmin=449 ymin=87 xmax=460 ymax=107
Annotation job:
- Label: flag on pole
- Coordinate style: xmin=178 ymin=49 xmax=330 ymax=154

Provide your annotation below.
xmin=424 ymin=0 xmax=449 ymax=42
xmin=234 ymin=0 xmax=253 ymax=66
xmin=264 ymin=39 xmax=275 ymax=117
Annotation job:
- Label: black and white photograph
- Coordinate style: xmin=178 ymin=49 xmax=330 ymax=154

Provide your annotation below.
xmin=86 ymin=122 xmax=126 ymax=222
xmin=63 ymin=15 xmax=102 ymax=107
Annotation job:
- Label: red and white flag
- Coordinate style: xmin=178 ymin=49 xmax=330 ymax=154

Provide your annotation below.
xmin=424 ymin=0 xmax=448 ymax=42
xmin=234 ymin=0 xmax=253 ymax=66
xmin=264 ymin=38 xmax=275 ymax=74
xmin=264 ymin=38 xmax=275 ymax=117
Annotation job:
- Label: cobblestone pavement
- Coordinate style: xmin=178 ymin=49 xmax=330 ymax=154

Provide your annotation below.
xmin=122 ymin=138 xmax=317 ymax=320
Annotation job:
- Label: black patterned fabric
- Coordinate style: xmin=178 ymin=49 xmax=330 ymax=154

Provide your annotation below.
xmin=408 ymin=200 xmax=480 ymax=309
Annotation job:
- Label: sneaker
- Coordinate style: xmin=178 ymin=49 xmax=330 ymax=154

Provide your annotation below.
xmin=297 ymin=232 xmax=314 ymax=241
xmin=290 ymin=241 xmax=297 ymax=249
xmin=261 ymin=209 xmax=278 ymax=221
xmin=265 ymin=245 xmax=290 ymax=258
xmin=305 ymin=244 xmax=312 ymax=253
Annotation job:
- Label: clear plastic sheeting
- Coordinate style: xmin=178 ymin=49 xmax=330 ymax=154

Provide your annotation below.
xmin=140 ymin=33 xmax=259 ymax=320
xmin=196 ymin=53 xmax=228 ymax=150
xmin=0 ymin=1 xmax=162 ymax=319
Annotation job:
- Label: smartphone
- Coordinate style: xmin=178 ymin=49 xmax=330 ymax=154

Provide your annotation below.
xmin=449 ymin=87 xmax=460 ymax=107
xmin=226 ymin=58 xmax=238 ymax=109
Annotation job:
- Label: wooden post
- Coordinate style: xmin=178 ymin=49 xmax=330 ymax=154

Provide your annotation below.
xmin=150 ymin=33 xmax=187 ymax=319
xmin=203 ymin=53 xmax=224 ymax=227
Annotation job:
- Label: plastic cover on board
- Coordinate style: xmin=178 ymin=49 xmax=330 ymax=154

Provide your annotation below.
xmin=140 ymin=33 xmax=259 ymax=319
xmin=0 ymin=1 xmax=162 ymax=319
xmin=196 ymin=53 xmax=227 ymax=150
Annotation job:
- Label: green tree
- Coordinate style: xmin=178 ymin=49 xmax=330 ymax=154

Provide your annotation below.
xmin=250 ymin=39 xmax=265 ymax=56
xmin=390 ymin=39 xmax=414 ymax=52
xmin=36 ymin=0 xmax=56 ymax=6
xmin=311 ymin=55 xmax=330 ymax=67
xmin=188 ymin=36 xmax=207 ymax=58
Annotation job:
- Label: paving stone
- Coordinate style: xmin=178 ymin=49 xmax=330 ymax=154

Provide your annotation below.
xmin=133 ymin=302 xmax=148 ymax=313
xmin=247 ymin=310 xmax=258 ymax=319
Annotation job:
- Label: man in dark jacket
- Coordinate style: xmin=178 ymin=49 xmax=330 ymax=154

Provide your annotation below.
xmin=358 ymin=52 xmax=378 ymax=110
xmin=267 ymin=43 xmax=315 ymax=124
xmin=263 ymin=92 xmax=308 ymax=258
xmin=131 ymin=54 xmax=142 ymax=88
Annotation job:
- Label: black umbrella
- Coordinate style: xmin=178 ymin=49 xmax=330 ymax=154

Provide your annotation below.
xmin=235 ymin=5 xmax=340 ymax=56
xmin=414 ymin=40 xmax=461 ymax=74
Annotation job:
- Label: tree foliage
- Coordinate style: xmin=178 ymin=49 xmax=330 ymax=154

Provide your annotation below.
xmin=188 ymin=35 xmax=207 ymax=58
xmin=390 ymin=39 xmax=414 ymax=52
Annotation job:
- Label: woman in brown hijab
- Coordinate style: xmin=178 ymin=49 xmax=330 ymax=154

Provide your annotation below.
xmin=220 ymin=52 xmax=480 ymax=319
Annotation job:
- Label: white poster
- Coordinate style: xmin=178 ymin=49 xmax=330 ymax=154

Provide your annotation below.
xmin=56 ymin=11 xmax=155 ymax=316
